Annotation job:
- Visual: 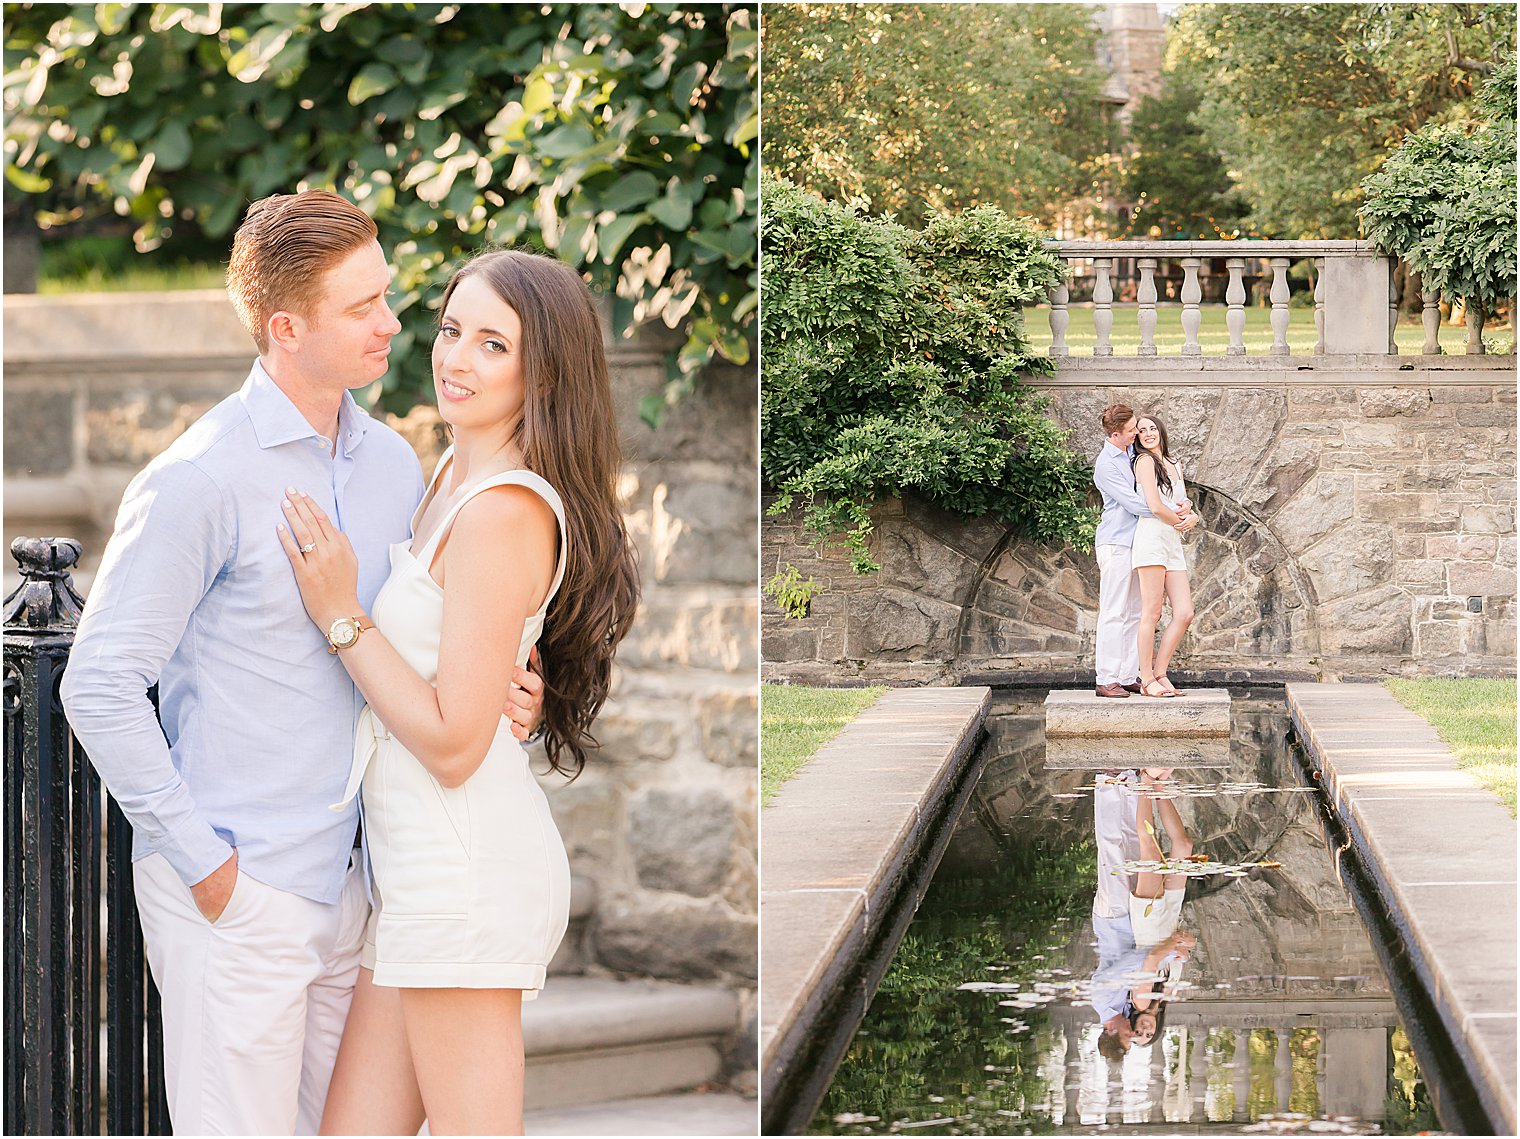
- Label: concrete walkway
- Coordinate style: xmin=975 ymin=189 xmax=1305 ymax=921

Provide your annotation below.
xmin=1287 ymin=683 xmax=1517 ymax=1134
xmin=760 ymin=686 xmax=990 ymax=1125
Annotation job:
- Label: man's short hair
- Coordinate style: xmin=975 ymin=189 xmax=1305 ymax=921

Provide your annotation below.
xmin=1101 ymin=403 xmax=1136 ymax=436
xmin=226 ymin=191 xmax=378 ymax=353
xmin=1096 ymin=1029 xmax=1128 ymax=1063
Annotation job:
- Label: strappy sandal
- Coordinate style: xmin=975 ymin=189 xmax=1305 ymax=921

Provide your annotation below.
xmin=1141 ymin=678 xmax=1178 ymax=698
xmin=1157 ymin=674 xmax=1184 ymax=696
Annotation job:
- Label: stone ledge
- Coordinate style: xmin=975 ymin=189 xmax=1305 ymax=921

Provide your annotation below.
xmin=1287 ymin=682 xmax=1517 ymax=1135
xmin=1044 ymin=733 xmax=1230 ymax=770
xmin=523 ymin=976 xmax=740 ymax=1111
xmin=759 ymin=687 xmax=990 ymax=1093
xmin=1045 ymin=688 xmax=1231 ymax=737
xmin=525 ymin=976 xmax=738 ymax=1056
xmin=524 ymin=1090 xmax=756 ymax=1136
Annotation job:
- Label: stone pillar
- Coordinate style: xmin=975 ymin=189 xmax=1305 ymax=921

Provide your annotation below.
xmin=1421 ymin=289 xmax=1441 ymax=354
xmin=1314 ymin=259 xmax=1326 ymax=355
xmin=1273 ymin=1029 xmax=1292 ymax=1111
xmin=1093 ymin=259 xmax=1114 ymax=357
xmin=1225 ymin=258 xmax=1246 ymax=356
xmin=1049 ymin=277 xmax=1070 ymax=357
xmin=1063 ymin=1025 xmax=1081 ymax=1124
xmin=1137 ymin=257 xmax=1158 ymax=356
xmin=1232 ymin=1030 xmax=1251 ymax=1121
xmin=1180 ymin=257 xmax=1202 ymax=356
xmin=1388 ymin=266 xmax=1400 ymax=355
xmin=1269 ymin=258 xmax=1291 ymax=356
xmin=1319 ymin=255 xmax=1400 ymax=354
xmin=1321 ymin=1027 xmax=1389 ymax=1120
xmin=1466 ymin=302 xmax=1486 ymax=355
xmin=1190 ymin=1027 xmax=1208 ymax=1121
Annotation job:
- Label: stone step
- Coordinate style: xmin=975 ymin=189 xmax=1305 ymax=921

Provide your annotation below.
xmin=525 ymin=1090 xmax=756 ymax=1135
xmin=1044 ymin=733 xmax=1231 ymax=770
xmin=523 ymin=976 xmax=740 ymax=1112
xmin=1044 ymin=687 xmax=1230 ymax=737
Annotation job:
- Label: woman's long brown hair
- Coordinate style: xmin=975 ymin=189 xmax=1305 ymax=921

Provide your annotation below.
xmin=1130 ymin=413 xmax=1175 ymax=497
xmin=438 ymin=249 xmax=640 ymax=779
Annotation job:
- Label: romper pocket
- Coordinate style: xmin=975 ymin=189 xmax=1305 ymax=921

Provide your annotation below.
xmin=370 ymin=746 xmax=471 ymax=918
xmin=429 ymin=775 xmax=472 ymax=855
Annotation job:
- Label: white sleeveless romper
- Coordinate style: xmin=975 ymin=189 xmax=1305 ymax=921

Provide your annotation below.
xmin=331 ymin=452 xmax=572 ymax=993
xmin=1131 ymin=464 xmax=1189 ymax=573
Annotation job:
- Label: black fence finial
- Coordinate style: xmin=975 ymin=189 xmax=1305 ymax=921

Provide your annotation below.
xmin=4 ymin=537 xmax=85 ymax=631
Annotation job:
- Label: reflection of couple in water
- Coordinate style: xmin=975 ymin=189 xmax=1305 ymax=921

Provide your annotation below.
xmin=1090 ymin=768 xmax=1196 ymax=1061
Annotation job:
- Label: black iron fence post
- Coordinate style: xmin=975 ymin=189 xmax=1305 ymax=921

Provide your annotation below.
xmin=3 ymin=537 xmax=169 ymax=1136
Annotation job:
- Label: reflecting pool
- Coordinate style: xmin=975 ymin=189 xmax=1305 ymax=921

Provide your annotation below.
xmin=811 ymin=689 xmax=1444 ymax=1135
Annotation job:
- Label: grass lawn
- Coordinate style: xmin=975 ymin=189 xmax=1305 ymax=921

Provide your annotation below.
xmin=39 ymin=264 xmax=227 ymax=293
xmin=762 ymin=683 xmax=887 ymax=806
xmin=1384 ymin=678 xmax=1517 ymax=815
xmin=1028 ymin=302 xmax=1514 ymax=357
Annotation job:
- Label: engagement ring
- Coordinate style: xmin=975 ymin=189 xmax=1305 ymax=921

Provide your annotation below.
xmin=300 ymin=542 xmax=317 ymax=554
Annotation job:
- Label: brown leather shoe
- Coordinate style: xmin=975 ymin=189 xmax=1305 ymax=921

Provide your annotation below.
xmin=1121 ymin=681 xmax=1142 ymax=693
xmin=1095 ymin=683 xmax=1130 ymax=698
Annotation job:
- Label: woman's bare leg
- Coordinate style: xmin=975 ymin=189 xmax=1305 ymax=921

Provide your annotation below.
xmin=1154 ymin=795 xmax=1194 ymax=861
xmin=1134 ymin=781 xmax=1166 ymax=899
xmin=319 ymin=968 xmax=425 ymax=1136
xmin=1135 ymin=565 xmax=1167 ymax=686
xmin=1153 ymin=571 xmax=1195 ymax=682
xmin=402 ymin=987 xmax=525 ymax=1136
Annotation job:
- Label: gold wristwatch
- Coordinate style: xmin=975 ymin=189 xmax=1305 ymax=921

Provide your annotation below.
xmin=326 ymin=614 xmax=373 ymax=654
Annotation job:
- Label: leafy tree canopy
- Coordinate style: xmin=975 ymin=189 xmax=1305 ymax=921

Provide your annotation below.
xmin=761 ymin=3 xmax=1113 ymax=229
xmin=1360 ymin=50 xmax=1517 ymax=317
xmin=1121 ymin=73 xmax=1249 ymax=240
xmin=3 ymin=2 xmax=757 ymax=419
xmin=1169 ymin=2 xmax=1514 ymax=238
xmin=762 ymin=173 xmax=1096 ymax=574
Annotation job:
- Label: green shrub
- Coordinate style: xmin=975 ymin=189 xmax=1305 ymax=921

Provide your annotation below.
xmin=761 ymin=173 xmax=1097 ymax=573
xmin=4 ymin=3 xmax=756 ymax=419
xmin=1360 ymin=50 xmax=1517 ymax=319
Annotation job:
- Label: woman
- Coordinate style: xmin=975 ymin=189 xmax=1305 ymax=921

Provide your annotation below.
xmin=1130 ymin=414 xmax=1195 ymax=697
xmin=276 ymin=249 xmax=639 ymax=1134
xmin=1128 ymin=929 xmax=1195 ymax=1049
xmin=1129 ymin=768 xmax=1192 ymax=951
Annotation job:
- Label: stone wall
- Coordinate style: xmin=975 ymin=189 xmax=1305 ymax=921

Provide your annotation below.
xmin=764 ymin=357 xmax=1515 ymax=684
xmin=4 ymin=290 xmax=759 ymax=1074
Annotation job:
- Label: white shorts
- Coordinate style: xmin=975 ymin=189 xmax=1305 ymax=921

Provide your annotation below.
xmin=1132 ymin=516 xmax=1187 ymax=573
xmin=1129 ymin=884 xmax=1185 ymax=947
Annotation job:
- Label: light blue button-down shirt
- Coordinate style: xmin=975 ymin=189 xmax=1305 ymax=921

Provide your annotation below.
xmin=61 ymin=362 xmax=424 ymax=904
xmin=1092 ymin=440 xmax=1156 ymax=548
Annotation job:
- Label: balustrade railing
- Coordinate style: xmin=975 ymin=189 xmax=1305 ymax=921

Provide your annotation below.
xmin=3 ymin=537 xmax=169 ymax=1136
xmin=1045 ymin=240 xmax=1492 ymax=358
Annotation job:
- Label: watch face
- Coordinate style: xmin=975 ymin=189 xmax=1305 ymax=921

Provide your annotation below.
xmin=330 ymin=617 xmax=359 ymax=648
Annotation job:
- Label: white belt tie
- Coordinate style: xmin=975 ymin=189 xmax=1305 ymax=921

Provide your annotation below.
xmin=330 ymin=705 xmax=390 ymax=811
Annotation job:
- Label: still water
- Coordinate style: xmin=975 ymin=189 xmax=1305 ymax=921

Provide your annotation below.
xmin=811 ymin=689 xmax=1442 ymax=1136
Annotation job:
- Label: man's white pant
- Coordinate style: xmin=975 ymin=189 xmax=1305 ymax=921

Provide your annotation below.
xmin=1095 ymin=542 xmax=1142 ymax=686
xmin=133 ymin=852 xmax=369 ymax=1136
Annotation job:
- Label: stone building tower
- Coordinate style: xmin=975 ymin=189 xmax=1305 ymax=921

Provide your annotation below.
xmin=1051 ymin=3 xmax=1164 ymax=241
xmin=1094 ymin=3 xmax=1166 ymax=130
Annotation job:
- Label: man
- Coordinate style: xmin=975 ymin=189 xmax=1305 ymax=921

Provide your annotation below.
xmin=61 ymin=191 xmax=541 ymax=1135
xmin=1090 ymin=769 xmax=1142 ymax=1062
xmin=1091 ymin=404 xmax=1195 ymax=698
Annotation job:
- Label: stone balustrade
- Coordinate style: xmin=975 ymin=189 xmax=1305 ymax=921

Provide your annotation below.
xmin=1045 ymin=239 xmax=1491 ymax=358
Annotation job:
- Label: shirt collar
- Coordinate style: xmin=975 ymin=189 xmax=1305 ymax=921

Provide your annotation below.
xmin=238 ymin=360 xmax=372 ymax=454
xmin=1102 ymin=439 xmax=1134 ymax=459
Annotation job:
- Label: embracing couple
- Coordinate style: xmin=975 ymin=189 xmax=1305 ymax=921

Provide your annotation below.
xmin=61 ymin=191 xmax=639 ymax=1135
xmin=1091 ymin=403 xmax=1197 ymax=700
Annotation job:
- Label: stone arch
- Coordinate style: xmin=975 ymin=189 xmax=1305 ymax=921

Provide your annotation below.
xmin=956 ymin=483 xmax=1319 ymax=676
